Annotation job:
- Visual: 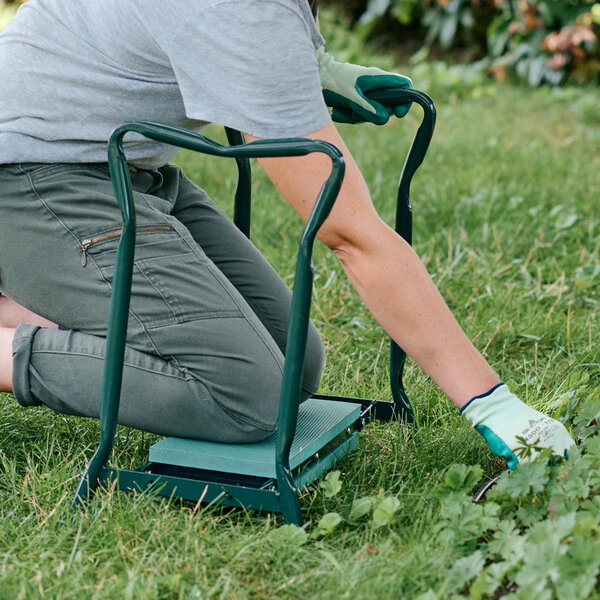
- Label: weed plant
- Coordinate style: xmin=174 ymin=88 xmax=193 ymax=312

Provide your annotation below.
xmin=0 ymin=85 xmax=598 ymax=598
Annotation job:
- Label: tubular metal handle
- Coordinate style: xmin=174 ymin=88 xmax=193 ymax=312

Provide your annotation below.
xmin=73 ymin=125 xmax=345 ymax=512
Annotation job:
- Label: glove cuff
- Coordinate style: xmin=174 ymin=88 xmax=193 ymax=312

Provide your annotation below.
xmin=460 ymin=382 xmax=505 ymax=415
xmin=461 ymin=382 xmax=519 ymax=427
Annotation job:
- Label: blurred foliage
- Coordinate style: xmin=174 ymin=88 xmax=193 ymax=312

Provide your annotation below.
xmin=488 ymin=0 xmax=600 ymax=85
xmin=0 ymin=0 xmax=25 ymax=31
xmin=320 ymin=4 xmax=499 ymax=100
xmin=324 ymin=0 xmax=600 ymax=85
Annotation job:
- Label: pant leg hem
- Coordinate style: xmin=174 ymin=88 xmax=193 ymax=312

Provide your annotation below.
xmin=12 ymin=323 xmax=43 ymax=407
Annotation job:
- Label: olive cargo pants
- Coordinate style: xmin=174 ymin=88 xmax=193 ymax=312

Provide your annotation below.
xmin=0 ymin=163 xmax=324 ymax=442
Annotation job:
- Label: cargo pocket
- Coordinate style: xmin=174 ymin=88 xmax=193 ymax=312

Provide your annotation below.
xmin=80 ymin=224 xmax=243 ymax=335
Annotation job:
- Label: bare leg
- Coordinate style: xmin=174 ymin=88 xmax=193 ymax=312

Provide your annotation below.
xmin=247 ymin=122 xmax=499 ymax=408
xmin=0 ymin=328 xmax=15 ymax=392
xmin=0 ymin=295 xmax=57 ymax=329
xmin=0 ymin=296 xmax=57 ymax=393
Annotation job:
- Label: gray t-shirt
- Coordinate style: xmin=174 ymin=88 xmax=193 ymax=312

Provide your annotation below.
xmin=0 ymin=0 xmax=330 ymax=168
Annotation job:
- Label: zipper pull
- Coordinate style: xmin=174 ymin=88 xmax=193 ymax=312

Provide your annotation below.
xmin=81 ymin=239 xmax=92 ymax=267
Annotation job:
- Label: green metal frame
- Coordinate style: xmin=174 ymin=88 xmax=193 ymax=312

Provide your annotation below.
xmin=226 ymin=88 xmax=437 ymax=423
xmin=72 ymin=88 xmax=436 ymax=524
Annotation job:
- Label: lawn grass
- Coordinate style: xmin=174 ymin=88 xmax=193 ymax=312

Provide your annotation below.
xmin=0 ymin=84 xmax=598 ymax=599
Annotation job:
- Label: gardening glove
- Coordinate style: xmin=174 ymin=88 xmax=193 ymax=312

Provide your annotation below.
xmin=316 ymin=47 xmax=413 ymax=125
xmin=461 ymin=383 xmax=575 ymax=471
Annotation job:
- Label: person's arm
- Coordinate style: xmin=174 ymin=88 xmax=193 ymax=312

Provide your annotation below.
xmin=247 ymin=121 xmax=498 ymax=407
xmin=245 ymin=120 xmax=574 ymax=469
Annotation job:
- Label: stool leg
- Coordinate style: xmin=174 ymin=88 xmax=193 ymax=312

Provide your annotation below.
xmin=381 ymin=88 xmax=436 ymax=425
xmin=278 ymin=469 xmax=303 ymax=525
xmin=390 ymin=341 xmax=413 ymax=422
xmin=73 ymin=152 xmax=137 ymax=508
xmin=225 ymin=128 xmax=252 ymax=239
xmin=392 ymin=172 xmax=414 ymax=423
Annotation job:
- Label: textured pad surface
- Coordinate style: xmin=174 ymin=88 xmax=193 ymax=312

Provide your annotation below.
xmin=149 ymin=398 xmax=361 ymax=478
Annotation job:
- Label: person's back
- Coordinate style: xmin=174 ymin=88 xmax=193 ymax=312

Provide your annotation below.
xmin=0 ymin=0 xmax=326 ymax=168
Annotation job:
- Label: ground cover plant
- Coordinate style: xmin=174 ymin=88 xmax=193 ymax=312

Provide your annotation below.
xmin=0 ymin=9 xmax=599 ymax=591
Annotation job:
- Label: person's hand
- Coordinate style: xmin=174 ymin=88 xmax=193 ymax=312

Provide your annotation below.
xmin=462 ymin=383 xmax=575 ymax=471
xmin=316 ymin=48 xmax=412 ymax=125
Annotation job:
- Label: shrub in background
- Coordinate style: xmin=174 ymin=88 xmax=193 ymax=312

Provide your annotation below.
xmin=488 ymin=0 xmax=600 ymax=85
xmin=327 ymin=0 xmax=600 ymax=85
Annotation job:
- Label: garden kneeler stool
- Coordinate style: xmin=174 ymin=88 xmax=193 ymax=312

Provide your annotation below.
xmin=73 ymin=88 xmax=436 ymax=525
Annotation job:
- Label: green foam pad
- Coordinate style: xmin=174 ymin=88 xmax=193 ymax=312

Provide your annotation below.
xmin=149 ymin=398 xmax=361 ymax=478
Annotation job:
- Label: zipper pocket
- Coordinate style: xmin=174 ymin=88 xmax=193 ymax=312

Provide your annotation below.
xmin=81 ymin=225 xmax=172 ymax=267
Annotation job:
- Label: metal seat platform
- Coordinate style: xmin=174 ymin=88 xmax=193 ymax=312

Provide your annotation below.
xmin=148 ymin=398 xmax=361 ymax=479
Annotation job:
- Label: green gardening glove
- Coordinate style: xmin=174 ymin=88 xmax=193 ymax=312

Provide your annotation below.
xmin=461 ymin=383 xmax=575 ymax=471
xmin=316 ymin=47 xmax=413 ymax=125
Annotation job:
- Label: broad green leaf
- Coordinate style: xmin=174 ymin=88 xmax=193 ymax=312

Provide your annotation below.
xmin=436 ymin=498 xmax=499 ymax=550
xmin=573 ymin=399 xmax=600 ymax=429
xmin=469 ymin=569 xmax=487 ymax=600
xmin=575 ymin=264 xmax=600 ymax=287
xmin=486 ymin=470 xmax=514 ymax=501
xmin=527 ymin=512 xmax=576 ymax=546
xmin=552 ymin=461 xmax=590 ymax=502
xmin=573 ymin=516 xmax=599 ymax=536
xmin=515 ymin=501 xmax=549 ymax=528
xmin=514 ymin=556 xmax=554 ymax=592
xmin=554 ymin=213 xmax=578 ymax=231
xmin=483 ymin=561 xmax=513 ymax=596
xmin=482 ymin=501 xmax=501 ymax=523
xmin=319 ymin=470 xmax=342 ymax=498
xmin=583 ymin=435 xmax=600 ymax=463
xmin=555 ymin=574 xmax=598 ymax=600
xmin=527 ymin=55 xmax=547 ymax=87
xmin=497 ymin=463 xmax=549 ymax=499
xmin=315 ymin=512 xmax=342 ymax=537
xmin=414 ymin=591 xmax=439 ymax=600
xmin=439 ymin=14 xmax=458 ymax=49
xmin=372 ymin=495 xmax=400 ymax=528
xmin=444 ymin=551 xmax=485 ymax=594
xmin=349 ymin=495 xmax=375 ymax=521
xmin=486 ymin=520 xmax=525 ymax=563
xmin=561 ymin=536 xmax=600 ymax=574
xmin=579 ymin=496 xmax=600 ymax=522
xmin=439 ymin=493 xmax=467 ymax=518
xmin=267 ymin=524 xmax=308 ymax=547
xmin=513 ymin=583 xmax=552 ymax=600
xmin=442 ymin=463 xmax=483 ymax=494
